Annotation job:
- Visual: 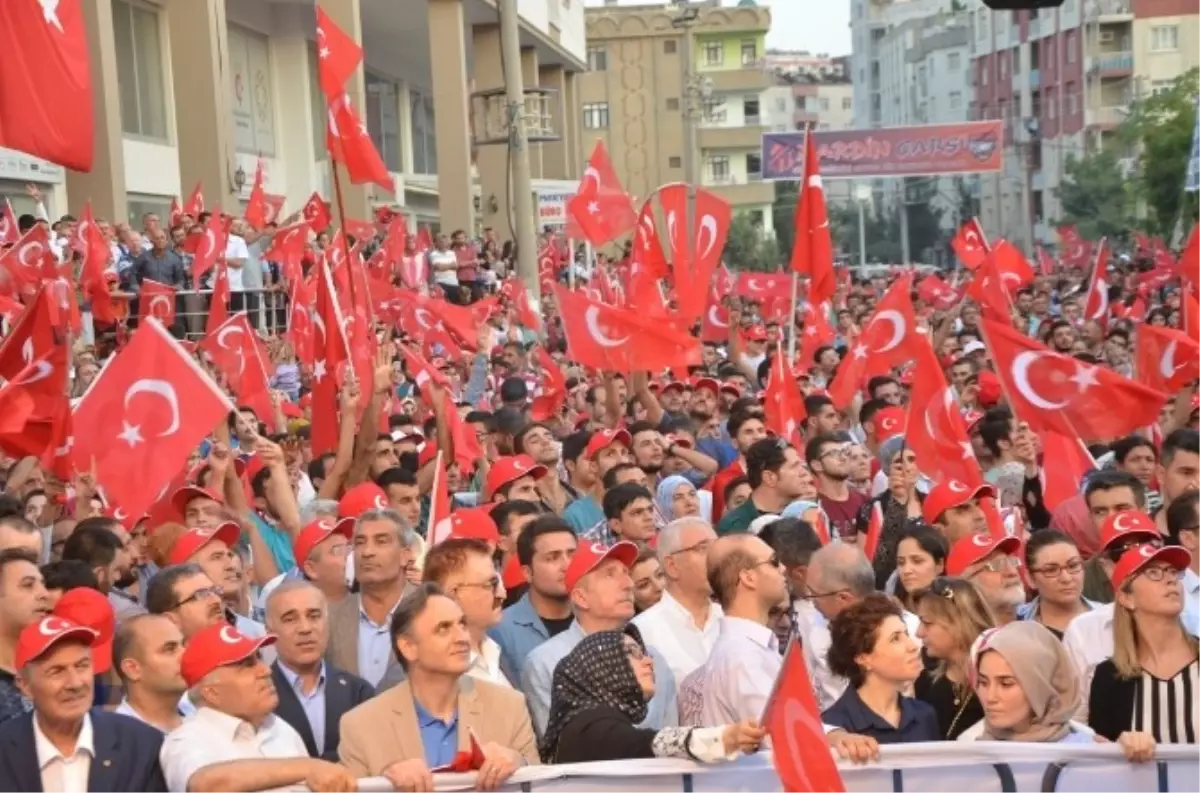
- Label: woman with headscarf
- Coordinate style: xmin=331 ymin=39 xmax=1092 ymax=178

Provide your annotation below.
xmin=856 ymin=437 xmax=925 ymax=589
xmin=656 ymin=475 xmax=712 ymax=523
xmin=540 ymin=626 xmax=765 ymax=764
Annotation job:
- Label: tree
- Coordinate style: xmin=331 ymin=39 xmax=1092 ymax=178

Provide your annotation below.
xmin=1120 ymin=68 xmax=1199 ymax=237
xmin=900 ymin=177 xmax=946 ymax=262
xmin=1055 ymin=147 xmax=1134 ymax=241
xmin=771 ymin=180 xmax=798 ymax=260
xmin=951 ymin=176 xmax=979 ymax=229
xmin=723 ymin=212 xmax=780 ymax=272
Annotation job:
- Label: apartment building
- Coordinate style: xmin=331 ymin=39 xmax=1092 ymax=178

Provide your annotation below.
xmin=967 ymin=0 xmax=1198 ymax=251
xmin=577 ymin=0 xmax=775 ymax=233
xmin=0 ymin=0 xmax=588 ymax=236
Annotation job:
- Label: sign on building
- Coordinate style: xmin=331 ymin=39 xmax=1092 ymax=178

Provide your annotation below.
xmin=535 ymin=189 xmax=572 ymax=232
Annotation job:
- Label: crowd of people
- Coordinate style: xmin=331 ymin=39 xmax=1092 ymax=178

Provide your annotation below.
xmin=0 ymin=189 xmax=1195 ymax=793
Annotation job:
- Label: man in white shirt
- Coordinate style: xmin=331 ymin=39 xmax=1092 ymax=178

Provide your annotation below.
xmin=698 ymin=533 xmax=789 ymax=726
xmin=159 ymin=623 xmax=354 ymax=793
xmin=633 ymin=517 xmax=722 ymax=687
xmin=0 ymin=616 xmax=167 ymax=792
xmin=223 ymin=220 xmax=251 ymax=308
xmin=428 ymin=233 xmax=460 ymax=301
xmin=112 ymin=614 xmax=188 ymax=733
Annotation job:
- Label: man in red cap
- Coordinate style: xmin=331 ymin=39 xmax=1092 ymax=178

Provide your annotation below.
xmin=563 ymin=428 xmax=632 ymax=534
xmin=485 ymin=454 xmax=548 ymax=504
xmin=922 ymin=478 xmax=995 ymax=545
xmin=521 ymin=540 xmax=678 ymax=736
xmin=0 ymin=549 xmax=52 ymax=724
xmin=159 ymin=623 xmax=354 ymax=793
xmin=0 ymin=616 xmax=167 ymax=791
xmin=165 ymin=524 xmax=270 ymax=649
xmin=946 ymin=533 xmax=1025 ymax=625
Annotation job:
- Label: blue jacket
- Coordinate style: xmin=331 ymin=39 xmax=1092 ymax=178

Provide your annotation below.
xmin=488 ymin=591 xmax=552 ymax=685
xmin=0 ymin=709 xmax=166 ymax=792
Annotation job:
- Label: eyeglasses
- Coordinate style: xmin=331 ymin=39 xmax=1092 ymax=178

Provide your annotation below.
xmin=819 ymin=446 xmax=852 ymax=460
xmin=1030 ymin=559 xmax=1084 ymax=578
xmin=803 ymin=587 xmax=849 ymax=601
xmin=975 ymin=556 xmax=1022 ymax=573
xmin=172 ymin=585 xmax=223 ymax=610
xmin=668 ymin=540 xmax=712 ymax=557
xmin=622 ymin=642 xmax=646 ymax=660
xmin=455 ymin=577 xmax=501 ymax=593
xmin=1137 ymin=565 xmax=1185 ymax=583
xmin=767 ymin=605 xmax=792 ymax=621
xmin=753 ymin=553 xmax=780 ymax=571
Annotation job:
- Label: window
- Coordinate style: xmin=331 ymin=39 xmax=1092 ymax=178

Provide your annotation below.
xmin=112 ymin=0 xmax=168 ymax=140
xmin=743 ymin=96 xmax=760 ymax=121
xmin=741 ymin=39 xmax=757 ymax=66
xmin=664 ymin=40 xmax=677 ymax=55
xmin=707 ymin=155 xmax=730 ymax=182
xmin=950 ymin=91 xmax=963 ymax=109
xmin=842 ymin=97 xmax=852 ymax=110
xmin=409 ymin=89 xmax=437 ymax=174
xmin=748 ymin=209 xmax=765 ymax=226
xmin=1151 ymin=25 xmax=1179 ymax=51
xmin=747 ymin=152 xmax=762 ymax=178
xmin=365 ymin=72 xmax=401 ymax=172
xmin=948 ymin=52 xmax=961 ymax=71
xmin=999 ymin=54 xmax=1006 ymax=78
xmin=126 ymin=194 xmax=172 ymax=228
xmin=582 ymin=102 xmax=609 ymax=129
xmin=1011 ymin=47 xmax=1020 ymax=73
xmin=820 ymin=97 xmax=830 ymax=111
xmin=587 ymin=46 xmax=607 ymax=71
xmin=1151 ymin=79 xmax=1173 ymax=95
xmin=668 ymin=156 xmax=682 ymax=168
xmin=228 ymin=26 xmax=276 ymax=157
xmin=703 ymin=42 xmax=723 ymax=66
xmin=775 ymin=97 xmax=786 ymax=112
xmin=1047 ymin=92 xmax=1056 ymax=118
xmin=666 ymin=98 xmax=680 ymax=111
xmin=1066 ymin=31 xmax=1076 ymax=63
xmin=981 ymin=62 xmax=988 ymax=86
xmin=702 ymin=97 xmax=726 ymax=122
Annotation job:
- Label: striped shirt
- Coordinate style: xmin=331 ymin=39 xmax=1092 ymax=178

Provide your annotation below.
xmin=1133 ymin=658 xmax=1197 ymax=744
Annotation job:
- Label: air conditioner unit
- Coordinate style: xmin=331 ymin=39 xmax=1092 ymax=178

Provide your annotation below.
xmin=1099 ymin=30 xmax=1115 ymax=43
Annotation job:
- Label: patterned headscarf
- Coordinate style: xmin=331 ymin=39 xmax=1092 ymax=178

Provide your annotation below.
xmin=539 ymin=626 xmax=649 ymax=762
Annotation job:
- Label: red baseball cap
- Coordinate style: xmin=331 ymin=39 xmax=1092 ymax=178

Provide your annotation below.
xmin=976 ymin=371 xmax=1003 ymax=409
xmin=964 ymin=409 xmax=986 ymax=431
xmin=922 ymin=479 xmax=995 ymax=525
xmin=171 ymin=485 xmax=225 ymax=516
xmin=692 ymin=377 xmax=719 ymax=395
xmin=745 ymin=325 xmax=767 ymax=342
xmin=1099 ymin=510 xmax=1162 ymax=551
xmin=167 ymin=522 xmax=241 ymax=566
xmin=564 ymin=540 xmax=638 ymax=593
xmin=946 ymin=533 xmax=1022 ymax=577
xmin=447 ymin=508 xmax=501 ymax=545
xmin=719 ymin=382 xmax=742 ymax=398
xmin=15 ymin=617 xmax=99 ymax=671
xmin=872 ymin=406 xmax=907 ymax=442
xmin=1111 ymin=544 xmax=1192 ymax=591
xmin=338 ymin=482 xmax=389 ymax=518
xmin=180 ymin=623 xmax=277 ymax=688
xmin=293 ymin=517 xmax=355 ymax=568
xmin=661 ymin=381 xmax=688 ymax=394
xmin=584 ymin=428 xmax=631 ymax=460
xmin=485 ymin=454 xmax=548 ymax=499
xmin=53 ymin=588 xmax=115 ymax=675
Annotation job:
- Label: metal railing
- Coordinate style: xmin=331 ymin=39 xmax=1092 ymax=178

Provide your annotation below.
xmin=83 ymin=287 xmax=289 ymax=343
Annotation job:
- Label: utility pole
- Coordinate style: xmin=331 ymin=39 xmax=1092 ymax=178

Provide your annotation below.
xmin=899 ymin=178 xmax=911 ymax=263
xmin=673 ymin=1 xmax=702 ymax=299
xmin=499 ymin=0 xmax=540 ymax=304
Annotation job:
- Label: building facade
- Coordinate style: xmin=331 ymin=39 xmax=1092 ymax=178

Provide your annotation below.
xmin=577 ymin=1 xmax=775 ymax=234
xmin=0 ymin=0 xmax=588 ymax=237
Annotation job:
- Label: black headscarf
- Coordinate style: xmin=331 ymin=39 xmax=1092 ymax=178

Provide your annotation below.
xmin=539 ymin=625 xmax=649 ymax=763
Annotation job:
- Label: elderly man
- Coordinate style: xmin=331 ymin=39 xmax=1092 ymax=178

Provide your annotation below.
xmin=947 ymin=533 xmax=1025 ymax=625
xmin=265 ymin=581 xmax=373 ymax=762
xmin=164 ymin=525 xmax=268 ymax=642
xmin=159 ymin=623 xmax=354 ymax=793
xmin=521 ymin=540 xmax=678 ymax=736
xmin=339 ymin=584 xmax=538 ymax=789
xmin=698 ymin=534 xmax=788 ymax=725
xmin=327 ymin=508 xmax=418 ymax=687
xmin=112 ymin=614 xmax=188 ymax=732
xmin=0 ymin=616 xmax=166 ymax=791
xmin=633 ymin=517 xmax=722 ymax=687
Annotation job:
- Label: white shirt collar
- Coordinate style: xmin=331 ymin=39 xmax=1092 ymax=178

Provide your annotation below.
xmin=34 ymin=712 xmax=94 ymax=770
xmin=469 ymin=636 xmax=505 ymax=679
xmin=720 ymin=615 xmax=778 ymax=652
xmin=657 ymin=590 xmax=722 ymax=630
xmin=194 ymin=705 xmax=276 ymax=740
xmin=1183 ymin=567 xmax=1200 ymax=594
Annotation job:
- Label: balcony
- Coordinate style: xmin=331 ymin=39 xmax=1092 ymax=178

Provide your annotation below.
xmin=1088 ymin=51 xmax=1133 ymax=75
xmin=793 ymin=109 xmax=819 ymax=127
xmin=1086 ymin=104 xmax=1128 ymax=128
xmin=1029 ymin=69 xmax=1041 ymax=90
xmin=707 ymin=69 xmax=772 ymax=93
xmin=707 ymin=177 xmax=775 ymax=206
xmin=699 ymin=124 xmax=767 ymax=149
xmin=1087 ymin=0 xmax=1133 ymax=21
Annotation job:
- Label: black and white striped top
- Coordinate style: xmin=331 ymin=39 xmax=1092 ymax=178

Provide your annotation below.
xmin=1087 ymin=657 xmax=1199 ymax=744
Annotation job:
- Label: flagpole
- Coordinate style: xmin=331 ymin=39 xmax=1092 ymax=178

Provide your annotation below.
xmin=787 ymin=272 xmax=800 ymax=363
xmin=329 ymin=161 xmax=359 ymax=309
xmin=568 ymin=236 xmax=577 ymax=292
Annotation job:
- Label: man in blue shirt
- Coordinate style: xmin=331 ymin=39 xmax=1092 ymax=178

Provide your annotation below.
xmin=563 ymin=428 xmax=632 ymax=534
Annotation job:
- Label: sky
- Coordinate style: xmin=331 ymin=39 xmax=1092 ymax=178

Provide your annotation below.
xmin=581 ymin=0 xmax=853 ymax=57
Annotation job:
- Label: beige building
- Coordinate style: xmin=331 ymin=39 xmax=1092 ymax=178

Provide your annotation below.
xmin=0 ymin=0 xmax=588 ymax=237
xmin=576 ymin=1 xmax=776 ymax=234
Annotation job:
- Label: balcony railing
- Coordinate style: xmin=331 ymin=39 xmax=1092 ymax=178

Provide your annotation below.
xmin=1087 ymin=105 xmax=1128 ymax=126
xmin=1089 ymin=51 xmax=1133 ymax=73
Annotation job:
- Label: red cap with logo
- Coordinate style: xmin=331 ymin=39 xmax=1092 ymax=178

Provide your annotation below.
xmin=170 ymin=485 xmax=225 ymax=516
xmin=872 ymin=406 xmax=907 ymax=442
xmin=167 ymin=522 xmax=241 ymax=566
xmin=15 ymin=617 xmax=99 ymax=671
xmin=585 ymin=428 xmax=632 ymax=460
xmin=692 ymin=377 xmax=719 ymax=395
xmin=293 ymin=517 xmax=355 ymax=568
xmin=745 ymin=325 xmax=767 ymax=342
xmin=946 ymin=533 xmax=1022 ymax=577
xmin=485 ymin=455 xmax=549 ymax=499
xmin=1111 ymin=544 xmax=1191 ymax=591
xmin=447 ymin=508 xmax=501 ymax=545
xmin=922 ymin=479 xmax=995 ymax=525
xmin=180 ymin=623 xmax=277 ymax=688
xmin=53 ymin=588 xmax=116 ymax=675
xmin=975 ymin=371 xmax=1003 ymax=409
xmin=564 ymin=540 xmax=639 ymax=593
xmin=1099 ymin=511 xmax=1162 ymax=551
xmin=338 ymin=482 xmax=389 ymax=518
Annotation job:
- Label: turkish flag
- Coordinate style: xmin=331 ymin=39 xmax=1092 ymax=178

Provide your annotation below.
xmin=763 ymin=639 xmax=846 ymax=793
xmin=0 ymin=225 xmax=52 ymax=298
xmin=315 ymin=5 xmax=363 ymax=99
xmin=169 ymin=196 xmax=183 ymax=227
xmin=1057 ymin=224 xmax=1090 ymax=269
xmin=72 ymin=319 xmax=234 ymax=522
xmin=311 ymin=259 xmax=350 ymax=456
xmin=659 ymin=184 xmax=732 ymax=322
xmin=500 ymin=278 xmax=540 ymax=331
xmin=199 ymin=313 xmax=274 ymax=423
xmin=789 ymin=129 xmax=834 ymax=306
xmin=763 ymin=353 xmax=805 ymax=447
xmin=555 ymin=285 xmax=699 ymax=373
xmin=73 ymin=202 xmax=111 ymax=290
xmin=861 ymin=500 xmax=884 ymax=564
xmin=1082 ymin=238 xmax=1110 ymax=324
xmin=189 ymin=212 xmax=228 ymax=281
xmin=983 ymin=318 xmax=1168 ymax=441
xmin=0 ymin=285 xmax=69 ymax=402
xmin=243 ymin=160 xmax=268 ymax=231
xmin=183 ymin=182 xmax=205 ymax=217
xmin=0 ymin=200 xmax=19 ymax=245
xmin=966 ymin=240 xmax=1034 ymax=322
xmin=205 ymin=262 xmax=231 ymax=337
xmin=1178 ymin=225 xmax=1198 ymax=292
xmin=1136 ymin=323 xmax=1199 ymax=393
xmin=566 ymin=140 xmax=637 ymax=246
xmin=916 ymin=274 xmax=962 ymax=311
xmin=905 ymin=338 xmax=984 ymax=487
xmin=1035 ymin=245 xmax=1056 ymax=277
xmin=0 ymin=0 xmax=92 ymax=171
xmin=286 ymin=280 xmax=315 ymax=367
xmin=737 ymin=272 xmax=791 ymax=300
xmin=530 ymin=347 xmax=566 ymax=422
xmin=629 ymin=199 xmax=670 ymax=282
xmin=262 ymin=221 xmax=311 ymax=282
xmin=951 ymin=218 xmax=990 ymax=270
xmin=828 ymin=275 xmax=919 ymax=408
xmin=139 ymin=279 xmax=177 ymax=326
xmin=264 ymin=193 xmax=286 ymax=225
xmin=326 ymin=92 xmax=393 ymax=192
xmin=303 ymin=192 xmax=332 ymax=233
xmin=700 ymin=301 xmax=730 ymax=343
xmin=1039 ymin=429 xmax=1096 ymax=514
xmin=797 ymin=303 xmax=835 ymax=372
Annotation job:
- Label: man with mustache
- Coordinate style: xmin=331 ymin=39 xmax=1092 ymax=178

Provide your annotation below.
xmin=160 ymin=624 xmax=355 ymax=793
xmin=0 ymin=616 xmax=167 ymax=791
xmin=0 ymin=550 xmax=52 ymax=724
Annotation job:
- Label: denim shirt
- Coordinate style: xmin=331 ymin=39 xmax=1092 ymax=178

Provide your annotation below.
xmin=488 ymin=592 xmax=552 ymax=686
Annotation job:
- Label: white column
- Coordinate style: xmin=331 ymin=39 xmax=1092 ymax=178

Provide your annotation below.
xmin=272 ymin=35 xmax=321 ymax=212
xmin=398 ymin=80 xmax=415 ymax=181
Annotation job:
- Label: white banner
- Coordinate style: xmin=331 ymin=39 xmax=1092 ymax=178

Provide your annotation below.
xmin=535 ymin=190 xmax=572 ymax=233
xmin=358 ymin=743 xmax=1198 ymax=792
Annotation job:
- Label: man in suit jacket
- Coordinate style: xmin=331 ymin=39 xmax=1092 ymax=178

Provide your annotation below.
xmin=325 ymin=508 xmax=417 ymax=686
xmin=0 ymin=616 xmax=166 ymax=792
xmin=339 ymin=584 xmax=538 ymax=792
xmin=265 ymin=580 xmax=374 ymax=761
